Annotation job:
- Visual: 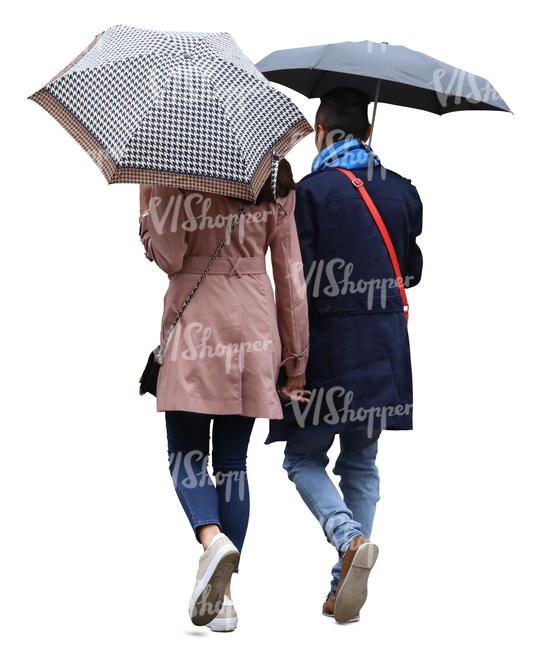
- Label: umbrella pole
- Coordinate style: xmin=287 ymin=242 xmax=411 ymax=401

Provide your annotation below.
xmin=368 ymin=79 xmax=381 ymax=148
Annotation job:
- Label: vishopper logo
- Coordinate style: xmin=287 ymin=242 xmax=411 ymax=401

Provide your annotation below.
xmin=155 ymin=69 xmax=281 ymax=120
xmin=430 ymin=67 xmax=503 ymax=108
xmin=218 ymin=82 xmax=276 ymax=120
xmin=169 ymin=450 xmax=247 ymax=503
xmin=190 ymin=584 xmax=222 ymax=620
xmin=286 ymin=385 xmax=413 ymax=437
xmin=169 ymin=321 xmax=273 ymax=374
xmin=362 ymin=42 xmax=501 ymax=109
xmin=142 ymin=64 xmax=169 ymax=104
xmin=147 ymin=194 xmax=273 ymax=244
xmin=286 ymin=258 xmax=415 ymax=308
xmin=86 ymin=144 xmax=118 ymax=171
xmin=321 ymin=130 xmax=387 ymax=181
xmin=156 ymin=67 xmax=213 ymax=108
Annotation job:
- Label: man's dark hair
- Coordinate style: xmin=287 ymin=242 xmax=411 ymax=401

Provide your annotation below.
xmin=316 ymin=87 xmax=371 ymax=142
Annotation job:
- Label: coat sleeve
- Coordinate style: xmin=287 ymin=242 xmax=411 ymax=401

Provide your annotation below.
xmin=139 ymin=186 xmax=187 ymax=276
xmin=269 ymin=190 xmax=310 ymax=377
xmin=404 ymin=183 xmax=423 ymax=288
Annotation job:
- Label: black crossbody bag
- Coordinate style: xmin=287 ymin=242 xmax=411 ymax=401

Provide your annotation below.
xmin=139 ymin=200 xmax=247 ymax=396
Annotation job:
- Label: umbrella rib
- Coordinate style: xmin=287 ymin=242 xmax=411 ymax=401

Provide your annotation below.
xmin=111 ymin=52 xmax=179 ymax=164
xmin=307 ymin=68 xmax=329 ymax=98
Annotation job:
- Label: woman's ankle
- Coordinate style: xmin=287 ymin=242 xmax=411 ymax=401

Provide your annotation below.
xmin=197 ymin=524 xmax=221 ymax=550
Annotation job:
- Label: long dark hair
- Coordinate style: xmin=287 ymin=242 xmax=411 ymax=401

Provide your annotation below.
xmin=254 ymin=158 xmax=296 ymax=204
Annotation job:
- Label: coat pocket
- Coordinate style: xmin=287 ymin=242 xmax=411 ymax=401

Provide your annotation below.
xmin=303 ymin=357 xmax=401 ymax=432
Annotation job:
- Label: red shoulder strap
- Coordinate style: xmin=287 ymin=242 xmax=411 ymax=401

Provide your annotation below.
xmin=336 ymin=167 xmax=409 ymax=323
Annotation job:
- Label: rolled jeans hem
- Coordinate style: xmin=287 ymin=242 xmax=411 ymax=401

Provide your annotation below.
xmin=193 ymin=519 xmax=222 ymax=542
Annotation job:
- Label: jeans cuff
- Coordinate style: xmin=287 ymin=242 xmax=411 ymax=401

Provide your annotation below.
xmin=193 ymin=520 xmax=221 ymax=543
xmin=339 ymin=531 xmax=361 ymax=556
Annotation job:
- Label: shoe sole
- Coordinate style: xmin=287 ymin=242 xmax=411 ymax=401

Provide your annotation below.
xmin=322 ymin=611 xmax=360 ymax=622
xmin=207 ymin=615 xmax=238 ymax=632
xmin=334 ymin=542 xmax=379 ymax=623
xmin=189 ymin=549 xmax=240 ymax=626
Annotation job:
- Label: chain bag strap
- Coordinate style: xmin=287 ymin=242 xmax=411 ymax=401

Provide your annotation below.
xmin=139 ymin=199 xmax=247 ymax=396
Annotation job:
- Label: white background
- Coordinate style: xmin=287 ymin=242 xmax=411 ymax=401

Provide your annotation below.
xmin=2 ymin=1 xmax=532 ymax=648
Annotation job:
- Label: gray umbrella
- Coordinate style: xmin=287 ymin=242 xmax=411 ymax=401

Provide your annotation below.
xmin=257 ymin=40 xmax=511 ymax=144
xmin=29 ymin=25 xmax=312 ymax=201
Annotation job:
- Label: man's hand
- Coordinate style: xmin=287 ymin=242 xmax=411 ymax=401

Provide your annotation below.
xmin=280 ymin=373 xmax=312 ymax=403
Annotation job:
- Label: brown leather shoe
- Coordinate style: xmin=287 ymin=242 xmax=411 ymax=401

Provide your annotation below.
xmin=323 ymin=592 xmax=360 ymax=622
xmin=322 ymin=593 xmax=335 ymax=617
xmin=334 ymin=535 xmax=379 ymax=623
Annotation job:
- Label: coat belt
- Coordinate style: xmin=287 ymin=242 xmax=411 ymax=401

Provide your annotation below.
xmin=178 ymin=255 xmax=267 ymax=277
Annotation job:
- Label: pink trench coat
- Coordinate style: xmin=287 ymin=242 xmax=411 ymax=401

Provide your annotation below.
xmin=139 ymin=187 xmax=309 ymax=419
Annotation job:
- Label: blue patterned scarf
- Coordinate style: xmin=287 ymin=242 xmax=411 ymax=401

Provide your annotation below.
xmin=312 ymin=137 xmax=381 ymax=173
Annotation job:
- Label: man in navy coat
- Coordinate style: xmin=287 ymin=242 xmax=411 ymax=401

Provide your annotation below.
xmin=268 ymin=87 xmax=423 ymax=622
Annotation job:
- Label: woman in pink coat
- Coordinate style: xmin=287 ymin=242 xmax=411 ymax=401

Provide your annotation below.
xmin=139 ymin=161 xmax=309 ymax=631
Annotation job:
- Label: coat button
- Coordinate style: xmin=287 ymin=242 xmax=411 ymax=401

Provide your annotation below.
xmin=324 ymin=304 xmax=332 ymax=312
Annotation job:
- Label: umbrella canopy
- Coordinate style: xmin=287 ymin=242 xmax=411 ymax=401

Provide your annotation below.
xmin=256 ymin=40 xmax=511 ymax=115
xmin=29 ymin=25 xmax=312 ymax=201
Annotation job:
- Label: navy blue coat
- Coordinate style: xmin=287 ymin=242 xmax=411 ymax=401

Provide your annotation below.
xmin=267 ymin=165 xmax=423 ymax=443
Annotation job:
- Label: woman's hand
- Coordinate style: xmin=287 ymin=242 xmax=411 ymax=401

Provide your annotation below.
xmin=279 ymin=373 xmax=312 ymax=403
xmin=139 ymin=184 xmax=152 ymax=215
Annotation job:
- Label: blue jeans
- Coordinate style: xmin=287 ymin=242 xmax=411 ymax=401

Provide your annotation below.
xmin=165 ymin=411 xmax=255 ymax=555
xmin=283 ymin=431 xmax=380 ymax=594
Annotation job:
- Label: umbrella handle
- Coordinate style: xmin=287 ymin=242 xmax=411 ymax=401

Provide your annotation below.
xmin=271 ymin=150 xmax=280 ymax=199
xmin=368 ymin=79 xmax=381 ymax=148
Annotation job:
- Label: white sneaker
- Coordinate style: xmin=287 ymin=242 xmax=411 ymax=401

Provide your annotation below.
xmin=189 ymin=533 xmax=240 ymax=626
xmin=207 ymin=596 xmax=238 ymax=632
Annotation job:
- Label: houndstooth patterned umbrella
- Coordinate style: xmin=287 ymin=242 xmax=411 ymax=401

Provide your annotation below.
xmin=29 ymin=25 xmax=312 ymax=201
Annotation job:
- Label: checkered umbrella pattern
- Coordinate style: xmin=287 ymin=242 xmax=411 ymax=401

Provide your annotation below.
xmin=29 ymin=25 xmax=312 ymax=201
